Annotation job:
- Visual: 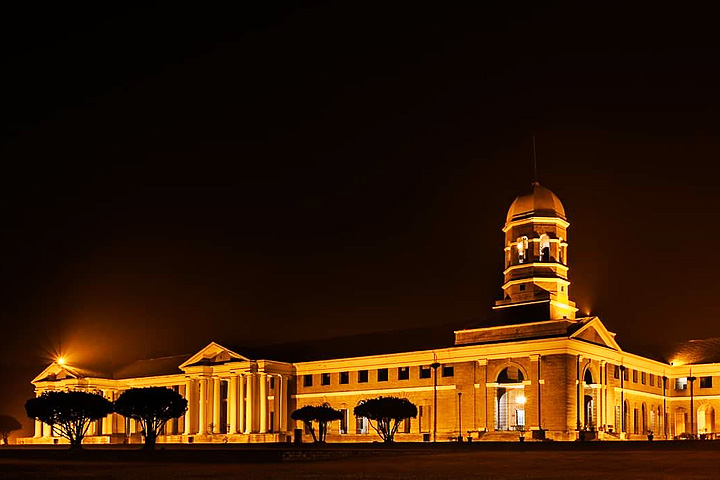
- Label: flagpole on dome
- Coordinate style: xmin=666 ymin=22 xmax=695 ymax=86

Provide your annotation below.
xmin=532 ymin=134 xmax=539 ymax=185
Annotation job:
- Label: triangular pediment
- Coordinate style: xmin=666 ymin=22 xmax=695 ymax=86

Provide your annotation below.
xmin=570 ymin=317 xmax=622 ymax=351
xmin=179 ymin=342 xmax=250 ymax=369
xmin=32 ymin=363 xmax=80 ymax=384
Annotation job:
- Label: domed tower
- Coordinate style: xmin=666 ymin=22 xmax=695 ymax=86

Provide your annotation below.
xmin=492 ymin=182 xmax=578 ymax=323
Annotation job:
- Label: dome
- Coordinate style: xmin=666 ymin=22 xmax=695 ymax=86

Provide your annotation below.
xmin=505 ymin=182 xmax=566 ymax=223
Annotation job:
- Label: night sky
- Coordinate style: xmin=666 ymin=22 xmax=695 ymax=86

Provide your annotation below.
xmin=2 ymin=3 xmax=720 ymax=435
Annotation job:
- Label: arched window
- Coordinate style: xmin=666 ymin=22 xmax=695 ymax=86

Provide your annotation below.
xmin=516 ymin=236 xmax=529 ymax=264
xmin=558 ymin=238 xmax=564 ymax=264
xmin=497 ymin=367 xmax=524 ymax=384
xmin=584 ymin=369 xmax=595 ymax=385
xmin=539 ymin=234 xmax=550 ymax=262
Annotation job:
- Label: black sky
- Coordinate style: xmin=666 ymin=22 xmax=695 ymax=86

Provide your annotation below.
xmin=3 ymin=3 xmax=720 ymax=434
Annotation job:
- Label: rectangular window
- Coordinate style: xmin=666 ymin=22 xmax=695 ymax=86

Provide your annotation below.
xmin=614 ymin=366 xmax=620 ymax=379
xmin=303 ymin=374 xmax=313 ymax=387
xmin=632 ymin=370 xmax=638 ymax=383
xmin=339 ymin=409 xmax=348 ymax=434
xmin=700 ymin=376 xmax=713 ymax=388
xmin=378 ymin=368 xmax=389 ymax=382
xmin=519 ymin=284 xmax=526 ymax=291
xmin=623 ymin=368 xmax=628 ymax=381
xmin=675 ymin=377 xmax=688 ymax=390
xmin=649 ymin=374 xmax=655 ymax=387
xmin=641 ymin=372 xmax=646 ymax=385
xmin=420 ymin=366 xmax=432 ymax=379
xmin=340 ymin=371 xmax=349 ymax=384
xmin=270 ymin=377 xmax=275 ymax=389
xmin=398 ymin=366 xmax=410 ymax=380
xmin=321 ymin=373 xmax=331 ymax=386
xmin=403 ymin=417 xmax=411 ymax=433
xmin=358 ymin=370 xmax=369 ymax=383
xmin=442 ymin=365 xmax=454 ymax=377
xmin=355 ymin=416 xmax=368 ymax=434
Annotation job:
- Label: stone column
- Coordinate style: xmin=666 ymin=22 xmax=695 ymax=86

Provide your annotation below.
xmin=212 ymin=377 xmax=221 ymax=433
xmin=259 ymin=373 xmax=268 ymax=433
xmin=274 ymin=375 xmax=282 ymax=432
xmin=244 ymin=374 xmax=254 ymax=434
xmin=34 ymin=420 xmax=42 ymax=438
xmin=184 ymin=379 xmax=195 ymax=435
xmin=238 ymin=374 xmax=245 ymax=433
xmin=199 ymin=378 xmax=207 ymax=434
xmin=42 ymin=421 xmax=51 ymax=438
xmin=229 ymin=375 xmax=238 ymax=434
xmin=102 ymin=391 xmax=113 ymax=435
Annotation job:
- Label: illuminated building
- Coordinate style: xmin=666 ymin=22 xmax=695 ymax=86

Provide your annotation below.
xmin=21 ymin=182 xmax=720 ymax=444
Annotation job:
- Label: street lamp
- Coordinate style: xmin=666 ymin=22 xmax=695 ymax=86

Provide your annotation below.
xmin=516 ymin=394 xmax=527 ymax=441
xmin=457 ymin=392 xmax=463 ymax=442
xmin=431 ymin=361 xmax=440 ymax=442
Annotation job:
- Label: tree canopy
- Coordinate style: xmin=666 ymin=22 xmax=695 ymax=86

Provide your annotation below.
xmin=354 ymin=396 xmax=417 ymax=442
xmin=0 ymin=415 xmax=22 ymax=445
xmin=25 ymin=391 xmax=112 ymax=448
xmin=290 ymin=403 xmax=343 ymax=442
xmin=114 ymin=387 xmax=187 ymax=449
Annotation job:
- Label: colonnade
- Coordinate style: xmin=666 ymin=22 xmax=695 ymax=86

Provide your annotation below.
xmin=184 ymin=372 xmax=288 ymax=436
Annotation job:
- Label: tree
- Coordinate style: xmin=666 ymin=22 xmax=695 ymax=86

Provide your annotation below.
xmin=0 ymin=415 xmax=22 ymax=445
xmin=354 ymin=396 xmax=417 ymax=442
xmin=25 ymin=391 xmax=112 ymax=449
xmin=114 ymin=387 xmax=187 ymax=449
xmin=290 ymin=403 xmax=343 ymax=443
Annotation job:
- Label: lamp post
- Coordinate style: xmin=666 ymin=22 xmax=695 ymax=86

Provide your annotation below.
xmin=431 ymin=361 xmax=440 ymax=442
xmin=457 ymin=392 xmax=463 ymax=442
xmin=517 ymin=394 xmax=527 ymax=441
xmin=689 ymin=370 xmax=696 ymax=439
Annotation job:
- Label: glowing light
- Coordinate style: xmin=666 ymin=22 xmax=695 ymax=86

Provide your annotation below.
xmin=516 ymin=394 xmax=527 ymax=405
xmin=57 ymin=357 xmax=66 ymax=365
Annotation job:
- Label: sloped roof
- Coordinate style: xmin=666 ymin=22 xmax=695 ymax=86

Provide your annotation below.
xmin=113 ymin=354 xmax=190 ymax=379
xmin=239 ymin=325 xmax=457 ymax=363
xmin=662 ymin=338 xmax=720 ymax=365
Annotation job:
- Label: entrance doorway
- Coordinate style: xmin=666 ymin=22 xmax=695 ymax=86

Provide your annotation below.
xmin=495 ymin=367 xmax=525 ymax=431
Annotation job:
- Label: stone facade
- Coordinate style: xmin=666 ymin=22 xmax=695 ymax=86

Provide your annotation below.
xmin=20 ymin=182 xmax=720 ymax=444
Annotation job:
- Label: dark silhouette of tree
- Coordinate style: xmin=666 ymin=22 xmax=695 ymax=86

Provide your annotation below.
xmin=25 ymin=391 xmax=112 ymax=449
xmin=354 ymin=396 xmax=417 ymax=442
xmin=0 ymin=415 xmax=22 ymax=445
xmin=114 ymin=387 xmax=187 ymax=450
xmin=290 ymin=403 xmax=343 ymax=442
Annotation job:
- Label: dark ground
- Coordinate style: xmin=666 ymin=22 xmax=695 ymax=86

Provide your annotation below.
xmin=1 ymin=442 xmax=720 ymax=479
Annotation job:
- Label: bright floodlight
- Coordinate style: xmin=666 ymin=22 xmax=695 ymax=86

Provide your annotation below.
xmin=516 ymin=394 xmax=526 ymax=405
xmin=57 ymin=357 xmax=66 ymax=365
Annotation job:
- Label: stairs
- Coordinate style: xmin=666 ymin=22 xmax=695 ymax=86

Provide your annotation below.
xmin=478 ymin=431 xmax=525 ymax=442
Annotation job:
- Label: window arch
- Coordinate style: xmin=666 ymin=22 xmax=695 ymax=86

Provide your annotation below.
xmin=539 ymin=234 xmax=550 ymax=262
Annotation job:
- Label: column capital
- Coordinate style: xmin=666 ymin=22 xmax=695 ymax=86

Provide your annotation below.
xmin=477 ymin=359 xmax=488 ymax=366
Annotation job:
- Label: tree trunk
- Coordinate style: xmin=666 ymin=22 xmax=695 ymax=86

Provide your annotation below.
xmin=144 ymin=431 xmax=157 ymax=450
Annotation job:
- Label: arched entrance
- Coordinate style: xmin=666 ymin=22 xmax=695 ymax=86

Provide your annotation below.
xmin=622 ymin=400 xmax=629 ymax=433
xmin=495 ymin=366 xmax=525 ymax=431
xmin=582 ymin=369 xmax=597 ymax=429
xmin=641 ymin=403 xmax=647 ymax=434
xmin=698 ymin=404 xmax=715 ymax=436
xmin=674 ymin=407 xmax=687 ymax=437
